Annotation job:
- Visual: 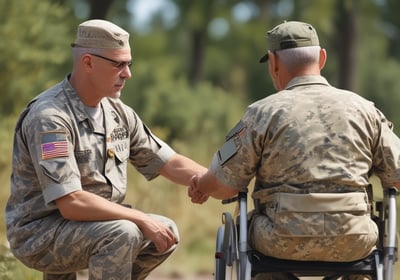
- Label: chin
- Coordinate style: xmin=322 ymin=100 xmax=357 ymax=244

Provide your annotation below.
xmin=110 ymin=91 xmax=121 ymax=99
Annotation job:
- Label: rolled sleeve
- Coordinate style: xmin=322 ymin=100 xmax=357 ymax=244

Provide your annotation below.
xmin=372 ymin=118 xmax=400 ymax=186
xmin=129 ymin=120 xmax=176 ymax=180
xmin=42 ymin=179 xmax=82 ymax=205
xmin=134 ymin=136 xmax=176 ymax=180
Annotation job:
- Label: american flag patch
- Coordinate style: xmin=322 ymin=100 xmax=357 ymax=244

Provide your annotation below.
xmin=41 ymin=132 xmax=69 ymax=160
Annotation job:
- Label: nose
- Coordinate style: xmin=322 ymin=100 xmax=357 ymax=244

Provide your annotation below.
xmin=121 ymin=65 xmax=132 ymax=80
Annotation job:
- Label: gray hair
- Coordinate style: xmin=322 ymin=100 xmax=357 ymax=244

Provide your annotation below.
xmin=72 ymin=47 xmax=103 ymax=63
xmin=275 ymin=46 xmax=321 ymax=72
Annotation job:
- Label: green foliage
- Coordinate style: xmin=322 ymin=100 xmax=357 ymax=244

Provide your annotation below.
xmin=361 ymin=57 xmax=400 ymax=134
xmin=122 ymin=59 xmax=246 ymax=149
xmin=137 ymin=80 xmax=243 ymax=144
xmin=0 ymin=117 xmax=16 ymax=242
xmin=0 ymin=245 xmax=16 ymax=280
xmin=0 ymin=0 xmax=73 ymax=117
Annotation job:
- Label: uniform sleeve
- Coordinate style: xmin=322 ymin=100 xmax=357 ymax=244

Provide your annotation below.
xmin=127 ymin=109 xmax=176 ymax=180
xmin=22 ymin=109 xmax=81 ymax=205
xmin=210 ymin=109 xmax=262 ymax=190
xmin=371 ymin=109 xmax=400 ymax=187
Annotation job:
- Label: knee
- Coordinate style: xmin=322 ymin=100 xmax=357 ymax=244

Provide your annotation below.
xmin=148 ymin=214 xmax=180 ymax=243
xmin=102 ymin=220 xmax=143 ymax=248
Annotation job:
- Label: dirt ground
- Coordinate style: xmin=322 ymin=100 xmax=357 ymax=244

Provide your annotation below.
xmin=77 ymin=270 xmax=322 ymax=279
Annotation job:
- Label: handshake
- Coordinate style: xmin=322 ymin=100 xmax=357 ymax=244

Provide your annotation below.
xmin=188 ymin=171 xmax=239 ymax=202
xmin=188 ymin=174 xmax=209 ymax=204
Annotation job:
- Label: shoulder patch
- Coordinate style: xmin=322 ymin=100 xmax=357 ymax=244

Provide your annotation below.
xmin=225 ymin=120 xmax=246 ymax=140
xmin=40 ymin=131 xmax=69 ymax=160
xmin=217 ymin=136 xmax=241 ymax=165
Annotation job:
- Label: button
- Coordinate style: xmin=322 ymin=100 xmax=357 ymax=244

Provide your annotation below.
xmin=107 ymin=148 xmax=115 ymax=158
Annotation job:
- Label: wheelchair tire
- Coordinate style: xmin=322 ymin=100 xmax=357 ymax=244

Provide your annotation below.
xmin=215 ymin=225 xmax=227 ymax=280
xmin=214 ymin=213 xmax=239 ymax=280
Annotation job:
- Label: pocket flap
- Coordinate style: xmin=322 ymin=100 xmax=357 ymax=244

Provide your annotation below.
xmin=276 ymin=192 xmax=369 ymax=213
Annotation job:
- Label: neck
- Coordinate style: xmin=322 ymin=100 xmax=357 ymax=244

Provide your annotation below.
xmin=279 ymin=65 xmax=321 ymax=90
xmin=69 ymin=71 xmax=102 ymax=107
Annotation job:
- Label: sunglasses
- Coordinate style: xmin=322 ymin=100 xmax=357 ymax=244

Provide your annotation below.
xmin=89 ymin=53 xmax=132 ymax=69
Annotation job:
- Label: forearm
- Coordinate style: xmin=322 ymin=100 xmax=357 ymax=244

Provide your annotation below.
xmin=197 ymin=171 xmax=238 ymax=199
xmin=55 ymin=190 xmax=148 ymax=226
xmin=160 ymin=153 xmax=207 ymax=186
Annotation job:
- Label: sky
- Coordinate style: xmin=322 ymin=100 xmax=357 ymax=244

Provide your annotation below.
xmin=127 ymin=0 xmax=178 ymax=33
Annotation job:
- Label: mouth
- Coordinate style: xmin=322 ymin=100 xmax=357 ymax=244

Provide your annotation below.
xmin=114 ymin=84 xmax=124 ymax=90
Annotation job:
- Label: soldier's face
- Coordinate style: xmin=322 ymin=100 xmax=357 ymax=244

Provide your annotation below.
xmin=92 ymin=49 xmax=132 ymax=99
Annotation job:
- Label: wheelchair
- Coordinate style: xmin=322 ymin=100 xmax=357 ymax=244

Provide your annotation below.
xmin=214 ymin=187 xmax=398 ymax=280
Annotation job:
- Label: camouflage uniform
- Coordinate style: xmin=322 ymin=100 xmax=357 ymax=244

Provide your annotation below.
xmin=6 ymin=77 xmax=179 ymax=280
xmin=210 ymin=75 xmax=400 ymax=279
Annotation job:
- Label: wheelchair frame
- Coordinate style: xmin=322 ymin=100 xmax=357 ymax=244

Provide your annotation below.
xmin=214 ymin=188 xmax=398 ymax=280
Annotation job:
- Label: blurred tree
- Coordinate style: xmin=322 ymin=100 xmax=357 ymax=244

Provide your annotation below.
xmin=0 ymin=0 xmax=74 ymax=117
xmin=173 ymin=0 xmax=217 ymax=85
xmin=333 ymin=0 xmax=359 ymax=91
xmin=356 ymin=0 xmax=400 ymax=133
xmin=89 ymin=0 xmax=114 ymax=19
xmin=381 ymin=0 xmax=400 ymax=60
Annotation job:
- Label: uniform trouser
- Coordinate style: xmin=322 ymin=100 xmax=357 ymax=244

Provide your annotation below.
xmin=248 ymin=213 xmax=378 ymax=280
xmin=19 ymin=214 xmax=179 ymax=280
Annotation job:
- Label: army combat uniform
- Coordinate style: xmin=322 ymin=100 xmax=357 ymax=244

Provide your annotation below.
xmin=210 ymin=75 xmax=400 ymax=263
xmin=6 ymin=77 xmax=179 ymax=280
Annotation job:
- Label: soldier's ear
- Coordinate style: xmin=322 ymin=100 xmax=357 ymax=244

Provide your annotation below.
xmin=268 ymin=52 xmax=274 ymax=68
xmin=268 ymin=52 xmax=279 ymax=74
xmin=82 ymin=54 xmax=94 ymax=71
xmin=319 ymin=48 xmax=327 ymax=70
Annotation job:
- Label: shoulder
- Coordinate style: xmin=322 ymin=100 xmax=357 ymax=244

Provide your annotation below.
xmin=245 ymin=91 xmax=293 ymax=120
xmin=21 ymin=82 xmax=71 ymax=125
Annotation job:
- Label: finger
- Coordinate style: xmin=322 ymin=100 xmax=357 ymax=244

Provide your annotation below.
xmin=188 ymin=186 xmax=195 ymax=198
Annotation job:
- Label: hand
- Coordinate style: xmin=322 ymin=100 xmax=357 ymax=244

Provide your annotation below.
xmin=140 ymin=219 xmax=177 ymax=252
xmin=188 ymin=175 xmax=209 ymax=204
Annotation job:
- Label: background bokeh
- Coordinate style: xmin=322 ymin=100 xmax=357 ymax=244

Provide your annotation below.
xmin=1 ymin=0 xmax=400 ymax=278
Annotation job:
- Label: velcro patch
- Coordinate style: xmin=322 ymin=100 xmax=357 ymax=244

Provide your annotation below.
xmin=225 ymin=120 xmax=246 ymax=140
xmin=40 ymin=131 xmax=69 ymax=160
xmin=217 ymin=136 xmax=241 ymax=165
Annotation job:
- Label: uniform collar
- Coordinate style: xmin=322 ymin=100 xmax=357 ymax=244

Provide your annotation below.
xmin=285 ymin=75 xmax=330 ymax=90
xmin=62 ymin=76 xmax=121 ymax=135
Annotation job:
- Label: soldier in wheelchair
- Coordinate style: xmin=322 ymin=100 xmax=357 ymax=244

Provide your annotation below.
xmin=189 ymin=21 xmax=400 ymax=280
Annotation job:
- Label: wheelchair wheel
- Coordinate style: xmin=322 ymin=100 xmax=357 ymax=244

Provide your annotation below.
xmin=214 ymin=213 xmax=239 ymax=280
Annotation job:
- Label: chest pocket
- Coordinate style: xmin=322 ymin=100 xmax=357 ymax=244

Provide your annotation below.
xmin=105 ymin=139 xmax=129 ymax=202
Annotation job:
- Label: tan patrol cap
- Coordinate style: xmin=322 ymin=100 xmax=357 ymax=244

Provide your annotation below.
xmin=71 ymin=19 xmax=130 ymax=49
xmin=259 ymin=21 xmax=319 ymax=63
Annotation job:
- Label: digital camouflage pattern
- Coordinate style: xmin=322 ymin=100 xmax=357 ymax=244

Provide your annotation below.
xmin=210 ymin=75 xmax=400 ymax=263
xmin=6 ymin=77 xmax=178 ymax=278
xmin=38 ymin=216 xmax=178 ymax=280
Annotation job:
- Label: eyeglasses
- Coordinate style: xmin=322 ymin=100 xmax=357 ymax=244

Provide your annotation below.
xmin=89 ymin=53 xmax=132 ymax=69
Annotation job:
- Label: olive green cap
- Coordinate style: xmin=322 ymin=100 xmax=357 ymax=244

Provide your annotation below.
xmin=71 ymin=19 xmax=130 ymax=49
xmin=259 ymin=21 xmax=319 ymax=63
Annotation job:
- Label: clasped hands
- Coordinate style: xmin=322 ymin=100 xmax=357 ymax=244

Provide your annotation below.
xmin=188 ymin=174 xmax=209 ymax=204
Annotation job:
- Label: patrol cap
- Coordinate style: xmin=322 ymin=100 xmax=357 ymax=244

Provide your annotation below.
xmin=259 ymin=21 xmax=319 ymax=63
xmin=71 ymin=19 xmax=130 ymax=49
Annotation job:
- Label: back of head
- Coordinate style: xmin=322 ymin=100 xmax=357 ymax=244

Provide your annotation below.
xmin=259 ymin=21 xmax=320 ymax=63
xmin=276 ymin=46 xmax=321 ymax=73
